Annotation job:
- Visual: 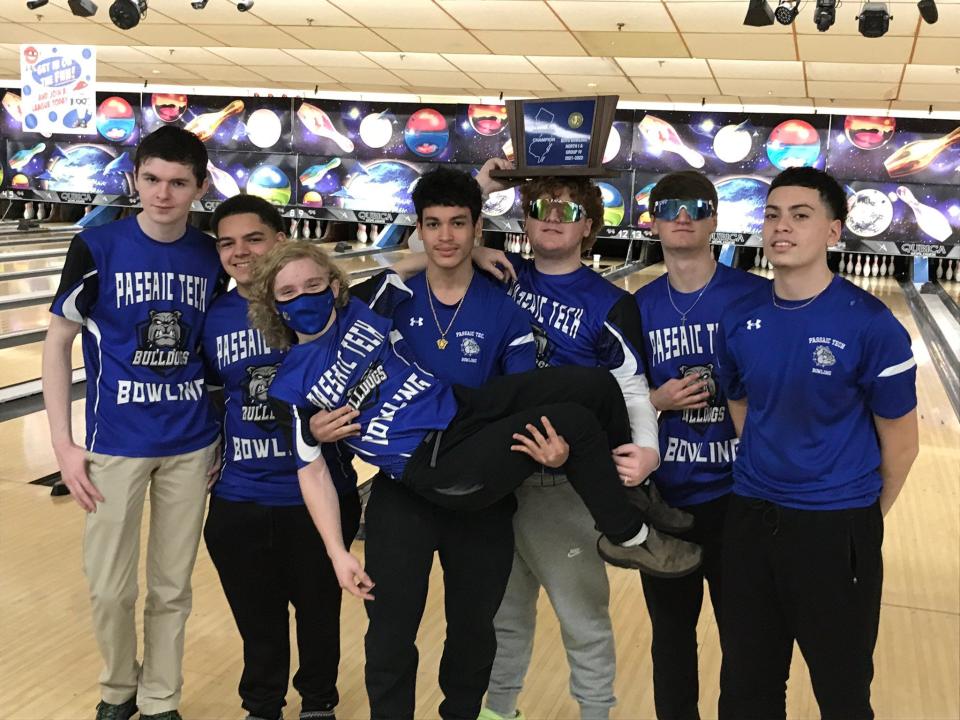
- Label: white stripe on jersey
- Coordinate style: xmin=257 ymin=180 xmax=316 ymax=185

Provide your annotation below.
xmin=508 ymin=332 xmax=534 ymax=347
xmin=878 ymin=357 xmax=917 ymax=378
xmin=293 ymin=403 xmax=322 ymax=464
xmin=61 ymin=269 xmax=98 ymax=324
xmin=369 ymin=272 xmax=413 ymax=310
xmin=87 ymin=318 xmax=104 ymax=451
xmin=603 ymin=320 xmax=659 ymax=454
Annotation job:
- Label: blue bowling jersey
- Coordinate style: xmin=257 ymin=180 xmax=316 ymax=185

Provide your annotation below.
xmin=716 ymin=275 xmax=917 ymax=510
xmin=635 ymin=264 xmax=768 ymax=507
xmin=201 ymin=289 xmax=357 ymax=504
xmin=50 ymin=216 xmax=224 ymax=457
xmin=390 ymin=270 xmax=536 ymax=388
xmin=269 ymin=277 xmax=459 ymax=478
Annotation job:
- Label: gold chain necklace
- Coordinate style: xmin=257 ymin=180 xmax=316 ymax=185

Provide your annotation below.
xmin=425 ymin=276 xmax=467 ymax=350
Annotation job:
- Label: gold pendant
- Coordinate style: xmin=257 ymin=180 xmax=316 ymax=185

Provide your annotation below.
xmin=436 ymin=337 xmax=448 ymax=350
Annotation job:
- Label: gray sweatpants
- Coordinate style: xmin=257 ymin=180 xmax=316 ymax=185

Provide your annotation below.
xmin=485 ymin=474 xmax=616 ymax=720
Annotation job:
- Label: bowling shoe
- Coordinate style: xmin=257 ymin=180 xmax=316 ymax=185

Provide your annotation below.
xmin=624 ymin=480 xmax=694 ymax=534
xmin=597 ymin=527 xmax=702 ymax=578
xmin=478 ymin=708 xmax=526 ymax=720
xmin=95 ymin=698 xmax=137 ymax=720
xmin=140 ymin=711 xmax=182 ymax=720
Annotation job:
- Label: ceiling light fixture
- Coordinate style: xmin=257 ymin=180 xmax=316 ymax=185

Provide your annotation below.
xmin=743 ymin=0 xmax=775 ymax=26
xmin=813 ymin=0 xmax=837 ymax=31
xmin=774 ymin=0 xmax=800 ymax=25
xmin=67 ymin=0 xmax=98 ymax=16
xmin=856 ymin=2 xmax=892 ymax=38
xmin=191 ymin=0 xmax=208 ymax=7
xmin=109 ymin=0 xmax=146 ymax=29
xmin=236 ymin=0 xmax=253 ymax=10
xmin=917 ymin=0 xmax=938 ymax=24
xmin=25 ymin=0 xmax=49 ymax=9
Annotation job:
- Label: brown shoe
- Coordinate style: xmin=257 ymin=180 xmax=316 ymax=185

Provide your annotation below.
xmin=597 ymin=527 xmax=702 ymax=578
xmin=625 ymin=482 xmax=695 ymax=534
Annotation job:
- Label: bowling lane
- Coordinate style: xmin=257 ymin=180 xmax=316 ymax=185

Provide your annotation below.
xmin=611 ymin=261 xmax=665 ymax=293
xmin=0 ymin=231 xmax=76 ymax=247
xmin=0 ymin=339 xmax=83 ymax=390
xmin=0 ymin=274 xmax=59 ymax=302
xmin=0 ymin=256 xmax=64 ymax=278
xmin=0 ymin=303 xmax=50 ymax=341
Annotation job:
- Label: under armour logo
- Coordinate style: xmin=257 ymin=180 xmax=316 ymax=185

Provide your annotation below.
xmin=747 ymin=319 xmax=762 ymax=330
xmin=410 ymin=317 xmax=423 ymax=327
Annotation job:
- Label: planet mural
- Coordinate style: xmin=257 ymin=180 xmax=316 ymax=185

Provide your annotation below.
xmin=359 ymin=111 xmax=394 ymax=149
xmin=844 ymin=116 xmax=896 ymax=151
xmin=713 ymin=122 xmax=753 ymax=163
xmin=598 ymin=182 xmax=625 ymax=227
xmin=482 ymin=186 xmax=516 ymax=217
xmin=467 ymin=104 xmax=507 ymax=136
xmin=602 ymin=126 xmax=622 ymax=164
xmin=766 ymin=119 xmax=821 ymax=170
xmin=341 ymin=160 xmax=420 ymax=213
xmin=303 ymin=190 xmax=323 ymax=207
xmin=715 ymin=176 xmax=770 ymax=234
xmin=246 ymin=108 xmax=282 ymax=149
xmin=96 ymin=96 xmax=136 ymax=142
xmin=246 ymin=164 xmax=292 ymax=206
xmin=846 ymin=188 xmax=894 ymax=237
xmin=404 ymin=108 xmax=449 ymax=158
xmin=39 ymin=144 xmax=133 ymax=195
xmin=152 ymin=93 xmax=188 ymax=123
xmin=12 ymin=173 xmax=30 ymax=189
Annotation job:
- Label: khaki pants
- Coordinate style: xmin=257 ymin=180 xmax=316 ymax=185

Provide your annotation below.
xmin=83 ymin=440 xmax=217 ymax=715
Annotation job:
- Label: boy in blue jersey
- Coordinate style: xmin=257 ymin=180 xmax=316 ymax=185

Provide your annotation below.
xmin=475 ymin=167 xmax=689 ymax=720
xmin=311 ymin=166 xmax=540 ymax=720
xmin=635 ymin=171 xmax=767 ymax=720
xmin=201 ymin=194 xmax=362 ymax=720
xmin=42 ymin=127 xmax=224 ymax=720
xmin=715 ymin=167 xmax=919 ymax=719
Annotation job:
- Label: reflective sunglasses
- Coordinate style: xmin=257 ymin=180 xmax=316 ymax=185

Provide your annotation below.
xmin=528 ymin=198 xmax=587 ymax=223
xmin=652 ymin=198 xmax=716 ymax=221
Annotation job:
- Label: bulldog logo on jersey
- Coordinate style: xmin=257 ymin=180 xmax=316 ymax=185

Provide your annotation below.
xmin=132 ymin=310 xmax=191 ymax=376
xmin=344 ymin=361 xmax=386 ymax=411
xmin=532 ymin=325 xmax=554 ymax=369
xmin=241 ymin=363 xmax=280 ymax=428
xmin=679 ymin=364 xmax=726 ymax=426
xmin=812 ymin=344 xmax=837 ymax=376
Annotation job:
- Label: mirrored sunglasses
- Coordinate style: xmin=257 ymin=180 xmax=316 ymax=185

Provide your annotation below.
xmin=528 ymin=198 xmax=586 ymax=223
xmin=653 ymin=198 xmax=716 ymax=221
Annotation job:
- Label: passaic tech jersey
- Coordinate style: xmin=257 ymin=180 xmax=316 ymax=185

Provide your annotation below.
xmin=50 ymin=217 xmax=224 ymax=457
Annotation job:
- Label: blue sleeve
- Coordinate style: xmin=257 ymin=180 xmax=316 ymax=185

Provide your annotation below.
xmin=353 ymin=270 xmax=413 ymax=320
xmin=498 ymin=303 xmax=537 ymax=376
xmin=596 ymin=294 xmax=646 ymax=376
xmin=715 ymin=321 xmax=746 ymax=401
xmin=50 ymin=235 xmax=98 ymax=322
xmin=270 ymin=399 xmax=322 ymax=470
xmin=859 ymin=310 xmax=917 ymax=419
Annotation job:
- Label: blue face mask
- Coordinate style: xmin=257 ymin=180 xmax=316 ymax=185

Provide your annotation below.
xmin=276 ymin=287 xmax=335 ymax=335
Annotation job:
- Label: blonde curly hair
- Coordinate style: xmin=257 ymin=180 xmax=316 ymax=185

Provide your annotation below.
xmin=247 ymin=241 xmax=350 ymax=350
xmin=520 ymin=176 xmax=604 ymax=254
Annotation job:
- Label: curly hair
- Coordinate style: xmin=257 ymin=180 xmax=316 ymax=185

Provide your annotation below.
xmin=247 ymin=241 xmax=351 ymax=350
xmin=519 ymin=176 xmax=604 ymax=253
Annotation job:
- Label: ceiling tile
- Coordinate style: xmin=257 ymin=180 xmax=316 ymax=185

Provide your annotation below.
xmin=716 ymin=78 xmax=807 ymax=97
xmin=137 ymin=46 xmax=236 ymax=65
xmin=549 ymin=74 xmax=637 ymax=93
xmin=94 ymin=46 xmax=159 ymax=64
xmin=669 ymin=2 xmax=793 ymax=34
xmin=250 ymin=66 xmax=335 ymax=83
xmin=805 ymin=61 xmax=903 ymax=83
xmin=798 ymin=35 xmax=913 ymax=64
xmin=321 ymin=67 xmax=406 ymax=86
xmin=120 ymin=24 xmax=223 ymax=46
xmin=742 ymin=96 xmax=814 ymax=107
xmin=105 ymin=62 xmax=202 ymax=80
xmin=574 ymin=31 xmax=687 ymax=57
xmin=146 ymin=0 xmax=264 ymax=25
xmin=897 ymin=83 xmax=960 ymax=103
xmin=528 ymin=56 xmax=623 ymax=76
xmin=364 ymin=52 xmax=456 ymax=71
xmin=287 ymin=49 xmax=380 ymax=69
xmin=616 ymin=57 xmax=709 ymax=77
xmin=0 ymin=24 xmax=58 ymax=44
xmin=1 ymin=2 xmax=81 ymax=22
xmin=668 ymin=94 xmax=741 ymax=106
xmin=443 ymin=54 xmax=539 ymax=73
xmin=437 ymin=1 xmax=563 ymax=30
xmin=632 ymin=77 xmax=721 ymax=95
xmin=889 ymin=100 xmax=960 ymax=112
xmin=328 ymin=0 xmax=458 ymax=29
xmin=375 ymin=29 xmax=488 ymax=54
xmin=282 ymin=27 xmax=397 ymax=51
xmin=22 ymin=23 xmax=131 ymax=45
xmin=807 ymin=80 xmax=899 ymax=101
xmin=903 ymin=64 xmax=960 ymax=84
xmin=710 ymin=59 xmax=803 ymax=80
xmin=912 ymin=38 xmax=960 ymax=65
xmin=685 ymin=33 xmax=796 ymax=61
xmin=619 ymin=93 xmax=671 ymax=103
xmin=466 ymin=72 xmax=557 ymax=91
xmin=184 ymin=64 xmax=273 ymax=82
xmin=206 ymin=48 xmax=306 ymax=66
xmin=391 ymin=70 xmax=481 ymax=88
xmin=474 ymin=30 xmax=585 ymax=56
xmin=191 ymin=25 xmax=307 ymax=49
xmin=548 ymin=1 xmax=675 ymax=32
xmin=240 ymin=0 xmax=359 ymax=26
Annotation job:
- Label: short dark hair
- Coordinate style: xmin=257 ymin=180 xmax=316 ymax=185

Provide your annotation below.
xmin=135 ymin=126 xmax=208 ymax=186
xmin=412 ymin=166 xmax=483 ymax=224
xmin=212 ymin=193 xmax=285 ymax=236
xmin=649 ymin=171 xmax=718 ymax=213
xmin=768 ymin=167 xmax=847 ymax=223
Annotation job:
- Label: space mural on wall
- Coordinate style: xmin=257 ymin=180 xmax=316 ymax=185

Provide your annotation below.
xmin=0 ymin=85 xmax=958 ymax=256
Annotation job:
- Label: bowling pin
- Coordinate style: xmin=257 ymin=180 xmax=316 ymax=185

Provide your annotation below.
xmin=947 ymin=260 xmax=955 ymax=282
xmin=638 ymin=114 xmax=706 ymax=168
xmin=936 ymin=258 xmax=944 ymax=279
xmin=839 ymin=253 xmax=847 ymax=274
xmin=23 ymin=202 xmax=34 ymax=220
xmin=754 ymin=249 xmax=761 ymax=268
xmin=523 ymin=236 xmax=531 ymax=255
xmin=880 ymin=256 xmax=888 ymax=277
xmin=896 ymin=186 xmax=953 ymax=242
xmin=357 ymin=223 xmax=368 ymax=244
xmin=37 ymin=202 xmax=46 ymax=221
xmin=297 ymin=102 xmax=355 ymax=153
xmin=184 ymin=99 xmax=245 ymax=143
xmin=290 ymin=219 xmax=300 ymax=239
xmin=872 ymin=255 xmax=879 ymax=277
xmin=855 ymin=254 xmax=862 ymax=276
xmin=370 ymin=225 xmax=379 ymax=244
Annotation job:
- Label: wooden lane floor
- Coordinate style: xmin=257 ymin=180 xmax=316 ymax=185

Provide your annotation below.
xmin=0 ymin=232 xmax=76 ymax=247
xmin=0 ymin=274 xmax=59 ymax=309
xmin=0 ymin=338 xmax=83 ymax=390
xmin=0 ymin=241 xmax=70 ymax=257
xmin=0 ymin=256 xmax=65 ymax=280
xmin=1 ymin=262 xmax=956 ymax=720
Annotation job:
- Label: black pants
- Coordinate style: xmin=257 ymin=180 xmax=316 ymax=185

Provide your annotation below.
xmin=641 ymin=493 xmax=729 ymax=720
xmin=718 ymin=495 xmax=884 ymax=720
xmin=204 ymin=492 xmax=362 ymax=720
xmin=363 ymin=474 xmax=517 ymax=720
xmin=404 ymin=366 xmax=642 ymax=544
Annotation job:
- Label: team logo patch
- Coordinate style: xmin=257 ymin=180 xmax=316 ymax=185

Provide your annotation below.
xmin=532 ymin=325 xmax=554 ymax=369
xmin=461 ymin=337 xmax=480 ymax=357
xmin=680 ymin=364 xmax=718 ymax=406
xmin=132 ymin=310 xmax=191 ymax=376
xmin=813 ymin=345 xmax=836 ymax=368
xmin=344 ymin=361 xmax=387 ymax=411
xmin=241 ymin=363 xmax=280 ymax=429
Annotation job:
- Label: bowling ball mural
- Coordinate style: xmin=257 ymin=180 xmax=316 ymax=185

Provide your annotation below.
xmin=303 ymin=190 xmax=323 ymax=207
xmin=340 ymin=160 xmax=421 ymax=213
xmin=404 ymin=109 xmax=449 ymax=158
xmin=634 ymin=180 xmax=656 ymax=229
xmin=246 ymin=164 xmax=292 ymax=206
xmin=713 ymin=122 xmax=753 ymax=163
xmin=467 ymin=104 xmax=507 ymax=136
xmin=96 ymin=96 xmax=136 ymax=143
xmin=715 ymin=176 xmax=770 ymax=234
xmin=152 ymin=93 xmax=188 ymax=123
xmin=845 ymin=188 xmax=893 ymax=237
xmin=245 ymin=108 xmax=283 ymax=149
xmin=598 ymin=182 xmax=625 ymax=227
xmin=11 ymin=173 xmax=30 ymax=189
xmin=766 ymin=120 xmax=821 ymax=170
xmin=359 ymin=111 xmax=395 ymax=149
xmin=482 ymin=186 xmax=516 ymax=217
xmin=844 ymin=116 xmax=896 ymax=151
xmin=39 ymin=144 xmax=133 ymax=195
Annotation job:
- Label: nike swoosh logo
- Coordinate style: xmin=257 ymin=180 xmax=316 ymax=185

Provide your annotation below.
xmin=567 ymin=548 xmax=582 ymax=558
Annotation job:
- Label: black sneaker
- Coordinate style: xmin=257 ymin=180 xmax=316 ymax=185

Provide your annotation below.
xmin=597 ymin=527 xmax=702 ymax=578
xmin=140 ymin=712 xmax=181 ymax=720
xmin=95 ymin=699 xmax=137 ymax=720
xmin=300 ymin=711 xmax=335 ymax=720
xmin=625 ymin=482 xmax=694 ymax=534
